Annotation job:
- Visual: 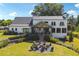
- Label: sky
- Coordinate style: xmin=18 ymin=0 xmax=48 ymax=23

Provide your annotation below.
xmin=0 ymin=3 xmax=79 ymax=20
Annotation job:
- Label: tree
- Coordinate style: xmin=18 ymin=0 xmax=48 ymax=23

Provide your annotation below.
xmin=0 ymin=19 xmax=4 ymax=26
xmin=76 ymin=24 xmax=79 ymax=32
xmin=76 ymin=15 xmax=79 ymax=26
xmin=75 ymin=15 xmax=79 ymax=32
xmin=67 ymin=15 xmax=76 ymax=31
xmin=69 ymin=31 xmax=73 ymax=42
xmin=67 ymin=16 xmax=76 ymax=42
xmin=0 ymin=19 xmax=13 ymax=26
xmin=32 ymin=3 xmax=64 ymax=16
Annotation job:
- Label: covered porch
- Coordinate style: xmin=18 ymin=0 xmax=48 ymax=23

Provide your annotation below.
xmin=32 ymin=22 xmax=52 ymax=42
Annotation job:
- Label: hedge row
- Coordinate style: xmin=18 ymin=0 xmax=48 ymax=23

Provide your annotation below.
xmin=0 ymin=35 xmax=25 ymax=49
xmin=49 ymin=37 xmax=79 ymax=54
xmin=9 ymin=38 xmax=25 ymax=43
xmin=8 ymin=35 xmax=25 ymax=40
xmin=3 ymin=30 xmax=18 ymax=35
xmin=0 ymin=30 xmax=7 ymax=33
xmin=49 ymin=37 xmax=60 ymax=43
xmin=0 ymin=40 xmax=9 ymax=48
xmin=73 ymin=34 xmax=79 ymax=38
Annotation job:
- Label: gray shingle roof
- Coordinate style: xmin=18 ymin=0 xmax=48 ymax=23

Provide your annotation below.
xmin=12 ymin=17 xmax=32 ymax=24
xmin=11 ymin=16 xmax=64 ymax=25
xmin=33 ymin=16 xmax=63 ymax=20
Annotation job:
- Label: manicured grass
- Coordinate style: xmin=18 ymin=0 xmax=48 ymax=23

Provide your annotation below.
xmin=0 ymin=30 xmax=78 ymax=56
xmin=0 ymin=42 xmax=78 ymax=56
xmin=65 ymin=37 xmax=79 ymax=51
xmin=72 ymin=32 xmax=79 ymax=35
xmin=65 ymin=32 xmax=79 ymax=51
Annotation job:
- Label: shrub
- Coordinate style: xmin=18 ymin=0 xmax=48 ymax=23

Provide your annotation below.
xmin=9 ymin=38 xmax=25 ymax=43
xmin=9 ymin=35 xmax=24 ymax=40
xmin=75 ymin=48 xmax=79 ymax=53
xmin=0 ymin=30 xmax=6 ymax=33
xmin=72 ymin=32 xmax=79 ymax=38
xmin=58 ymin=37 xmax=67 ymax=42
xmin=75 ymin=24 xmax=79 ymax=32
xmin=73 ymin=34 xmax=78 ymax=37
xmin=0 ymin=40 xmax=9 ymax=48
xmin=15 ymin=38 xmax=25 ymax=43
xmin=50 ymin=37 xmax=60 ymax=43
xmin=3 ymin=30 xmax=18 ymax=35
xmin=66 ymin=36 xmax=69 ymax=41
xmin=69 ymin=32 xmax=73 ymax=42
xmin=44 ymin=35 xmax=50 ymax=41
xmin=8 ymin=35 xmax=25 ymax=43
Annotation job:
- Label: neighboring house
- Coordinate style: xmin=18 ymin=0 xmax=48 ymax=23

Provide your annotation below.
xmin=9 ymin=16 xmax=67 ymax=38
xmin=9 ymin=17 xmax=32 ymax=33
xmin=0 ymin=26 xmax=9 ymax=30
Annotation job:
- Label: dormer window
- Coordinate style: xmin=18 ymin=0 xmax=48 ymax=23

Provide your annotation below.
xmin=60 ymin=22 xmax=64 ymax=26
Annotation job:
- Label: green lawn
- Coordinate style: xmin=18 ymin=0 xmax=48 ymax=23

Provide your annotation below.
xmin=65 ymin=32 xmax=79 ymax=51
xmin=65 ymin=37 xmax=79 ymax=51
xmin=0 ymin=30 xmax=78 ymax=56
xmin=73 ymin=32 xmax=79 ymax=34
xmin=0 ymin=42 xmax=78 ymax=56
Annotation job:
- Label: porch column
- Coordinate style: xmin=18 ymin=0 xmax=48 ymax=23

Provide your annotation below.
xmin=49 ymin=28 xmax=51 ymax=32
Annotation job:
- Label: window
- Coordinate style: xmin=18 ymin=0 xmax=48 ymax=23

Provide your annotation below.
xmin=52 ymin=28 xmax=55 ymax=33
xmin=51 ymin=22 xmax=56 ymax=26
xmin=62 ymin=28 xmax=66 ymax=33
xmin=23 ymin=28 xmax=29 ymax=33
xmin=60 ymin=22 xmax=64 ymax=26
xmin=12 ymin=28 xmax=14 ymax=31
xmin=57 ymin=28 xmax=61 ymax=33
xmin=15 ymin=28 xmax=17 ymax=31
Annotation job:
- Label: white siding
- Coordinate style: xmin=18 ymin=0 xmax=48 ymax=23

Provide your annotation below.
xmin=9 ymin=16 xmax=67 ymax=38
xmin=33 ymin=19 xmax=67 ymax=27
xmin=9 ymin=27 xmax=23 ymax=33
xmin=9 ymin=24 xmax=31 ymax=33
xmin=33 ymin=19 xmax=67 ymax=38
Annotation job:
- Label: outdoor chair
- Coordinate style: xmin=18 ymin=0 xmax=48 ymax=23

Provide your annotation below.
xmin=46 ymin=46 xmax=54 ymax=52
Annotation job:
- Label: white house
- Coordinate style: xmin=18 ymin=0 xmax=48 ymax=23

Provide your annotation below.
xmin=9 ymin=17 xmax=32 ymax=33
xmin=9 ymin=16 xmax=67 ymax=38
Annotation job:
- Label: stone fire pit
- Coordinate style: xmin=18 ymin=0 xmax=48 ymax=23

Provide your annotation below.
xmin=29 ymin=41 xmax=54 ymax=53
